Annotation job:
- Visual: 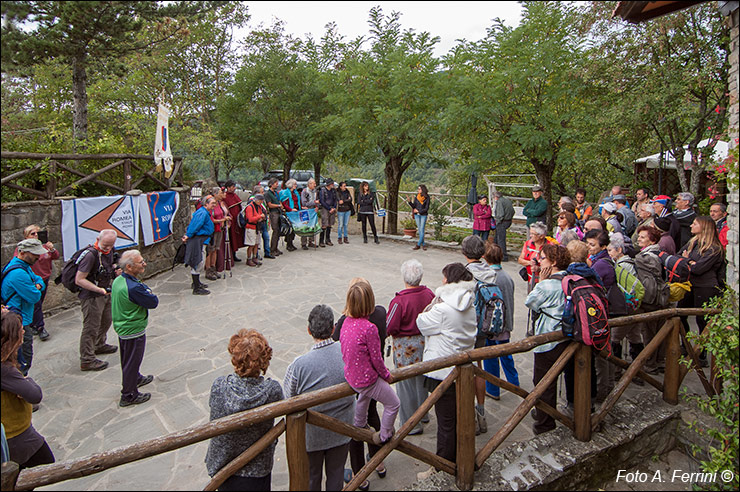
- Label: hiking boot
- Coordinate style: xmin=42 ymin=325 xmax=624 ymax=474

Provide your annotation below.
xmin=119 ymin=392 xmax=151 ymax=407
xmin=344 ymin=237 xmax=349 ymax=244
xmin=94 ymin=344 xmax=118 ymax=355
xmin=193 ymin=286 xmax=210 ymax=295
xmin=364 ymin=237 xmax=368 ymax=243
xmin=319 ymin=242 xmax=326 ymax=248
xmin=37 ymin=327 xmax=50 ymax=341
xmin=374 ymin=237 xmax=379 ymax=244
xmin=191 ymin=281 xmax=209 ymax=289
xmin=205 ymin=269 xmax=219 ymax=281
xmin=137 ymin=375 xmax=154 ymax=387
xmin=476 ymin=407 xmax=488 ymax=434
xmin=422 ymin=245 xmax=427 ymax=251
xmin=412 ymin=245 xmax=420 ymax=250
xmin=326 ymin=240 xmax=334 ymax=246
xmin=81 ymin=359 xmax=109 ymax=371
xmin=247 ymin=259 xmax=258 ymax=267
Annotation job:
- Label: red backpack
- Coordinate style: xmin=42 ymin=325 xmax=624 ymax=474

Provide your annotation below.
xmin=560 ymin=274 xmax=611 ymax=354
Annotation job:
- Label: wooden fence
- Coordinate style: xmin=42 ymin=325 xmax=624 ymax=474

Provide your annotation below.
xmin=1 ymin=307 xmax=720 ymax=491
xmin=1 ymin=152 xmax=184 ymax=200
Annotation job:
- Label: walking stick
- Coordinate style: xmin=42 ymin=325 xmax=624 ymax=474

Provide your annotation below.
xmin=223 ymin=221 xmax=233 ymax=278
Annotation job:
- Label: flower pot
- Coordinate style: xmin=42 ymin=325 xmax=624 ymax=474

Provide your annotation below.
xmin=403 ymin=228 xmax=417 ymax=238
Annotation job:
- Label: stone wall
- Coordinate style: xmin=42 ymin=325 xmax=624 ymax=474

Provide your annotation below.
xmin=726 ymin=5 xmax=740 ymax=290
xmin=0 ymin=187 xmax=190 ymax=314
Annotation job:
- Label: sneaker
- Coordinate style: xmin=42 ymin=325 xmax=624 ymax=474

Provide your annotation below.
xmin=319 ymin=242 xmax=326 ymax=248
xmin=374 ymin=237 xmax=379 ymax=244
xmin=81 ymin=359 xmax=109 ymax=371
xmin=247 ymin=259 xmax=258 ymax=267
xmin=364 ymin=237 xmax=368 ymax=243
xmin=264 ymin=254 xmax=276 ymax=259
xmin=476 ymin=407 xmax=488 ymax=434
xmin=94 ymin=344 xmax=118 ymax=355
xmin=302 ymin=245 xmax=309 ymax=250
xmin=119 ymin=392 xmax=151 ymax=407
xmin=233 ymin=256 xmax=242 ymax=262
xmin=417 ymin=466 xmax=436 ymax=481
xmin=137 ymin=375 xmax=154 ymax=388
xmin=37 ymin=327 xmax=50 ymax=341
xmin=29 ymin=326 xmax=39 ymax=336
xmin=422 ymin=245 xmax=427 ymax=251
xmin=326 ymin=240 xmax=334 ymax=246
xmin=408 ymin=427 xmax=423 ymax=436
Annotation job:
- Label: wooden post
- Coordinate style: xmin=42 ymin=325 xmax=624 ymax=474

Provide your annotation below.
xmin=1 ymin=462 xmax=19 ymax=491
xmin=123 ymin=159 xmax=132 ymax=192
xmin=456 ymin=364 xmax=476 ymax=491
xmin=286 ymin=411 xmax=309 ymax=491
xmin=663 ymin=318 xmax=681 ymax=405
xmin=46 ymin=160 xmax=58 ymax=199
xmin=573 ymin=343 xmax=592 ymax=442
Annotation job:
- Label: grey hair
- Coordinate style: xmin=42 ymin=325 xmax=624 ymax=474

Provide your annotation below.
xmin=711 ymin=202 xmax=727 ymax=213
xmin=493 ymin=191 xmax=503 ymax=199
xmin=529 ymin=222 xmax=547 ymax=236
xmin=201 ymin=194 xmax=215 ymax=206
xmin=677 ymin=192 xmax=694 ymax=205
xmin=461 ymin=235 xmax=485 ymax=260
xmin=642 ymin=203 xmax=655 ymax=216
xmin=400 ymin=259 xmax=424 ymax=286
xmin=560 ymin=196 xmax=573 ymax=204
xmin=118 ymin=250 xmax=141 ymax=271
xmin=307 ymin=178 xmax=316 ymax=185
xmin=285 ymin=178 xmax=297 ymax=189
xmin=307 ymin=304 xmax=334 ymax=340
xmin=211 ymin=186 xmax=221 ymax=195
xmin=559 ymin=230 xmax=579 ymax=247
xmin=97 ymin=229 xmax=117 ymax=241
xmin=253 ymin=185 xmax=264 ymax=194
xmin=608 ymin=233 xmax=626 ymax=253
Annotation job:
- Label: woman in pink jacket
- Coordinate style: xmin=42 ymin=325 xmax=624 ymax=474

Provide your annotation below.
xmin=472 ymin=195 xmax=493 ymax=242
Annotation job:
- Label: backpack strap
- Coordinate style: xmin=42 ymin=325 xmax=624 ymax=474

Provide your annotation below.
xmin=1 ymin=263 xmax=30 ymax=305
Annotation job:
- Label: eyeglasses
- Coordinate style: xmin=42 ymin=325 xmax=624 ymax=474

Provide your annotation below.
xmin=29 ymin=231 xmax=38 ymax=236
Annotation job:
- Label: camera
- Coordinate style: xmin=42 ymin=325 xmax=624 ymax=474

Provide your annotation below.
xmin=105 ymin=287 xmax=112 ymax=293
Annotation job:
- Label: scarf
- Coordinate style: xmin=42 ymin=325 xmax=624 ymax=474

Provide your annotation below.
xmin=416 ymin=192 xmax=426 ymax=204
xmin=93 ymin=239 xmax=112 ymax=255
xmin=566 ymin=262 xmax=604 ymax=288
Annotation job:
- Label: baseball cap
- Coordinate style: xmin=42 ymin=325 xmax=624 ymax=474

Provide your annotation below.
xmin=532 ymin=185 xmax=543 ymax=192
xmin=253 ymin=194 xmax=264 ymax=201
xmin=602 ymin=202 xmax=617 ymax=213
xmin=17 ymin=238 xmax=48 ymax=255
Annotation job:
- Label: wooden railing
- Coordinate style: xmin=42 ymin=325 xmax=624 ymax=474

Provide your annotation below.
xmin=1 ymin=307 xmax=719 ymax=491
xmin=1 ymin=152 xmax=184 ymax=200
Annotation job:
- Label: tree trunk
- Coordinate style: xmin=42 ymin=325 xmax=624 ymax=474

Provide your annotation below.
xmin=72 ymin=55 xmax=88 ymax=142
xmin=208 ymin=159 xmax=219 ymax=185
xmin=312 ymin=142 xmax=327 ymax=188
xmin=384 ymin=154 xmax=404 ymax=235
xmin=282 ymin=142 xmax=298 ymax=184
xmin=532 ymin=160 xmax=555 ymax=230
xmin=671 ymin=146 xmax=690 ymax=193
xmin=687 ymin=142 xmax=704 ymax=198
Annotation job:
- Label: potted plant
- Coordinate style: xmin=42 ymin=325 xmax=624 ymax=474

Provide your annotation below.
xmin=401 ymin=217 xmax=417 ymax=237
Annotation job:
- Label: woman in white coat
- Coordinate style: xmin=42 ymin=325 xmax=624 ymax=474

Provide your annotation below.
xmin=415 ymin=263 xmax=477 ymax=479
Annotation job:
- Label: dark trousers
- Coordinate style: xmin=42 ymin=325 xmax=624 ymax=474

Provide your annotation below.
xmin=269 ymin=211 xmax=281 ymax=253
xmin=119 ymin=334 xmax=146 ymax=401
xmin=679 ymin=285 xmax=720 ymax=334
xmin=563 ymin=349 xmax=597 ymax=405
xmin=18 ymin=325 xmax=34 ymax=376
xmin=31 ymin=278 xmax=49 ymax=329
xmin=533 ymin=342 xmax=567 ymax=434
xmin=495 ymin=220 xmax=512 ymax=260
xmin=425 ymin=377 xmax=457 ymax=464
xmin=217 ymin=473 xmax=271 ymax=491
xmin=19 ymin=441 xmax=55 ymax=470
xmin=308 ymin=442 xmax=350 ymax=491
xmin=360 ymin=214 xmax=377 ymax=239
xmin=349 ymin=399 xmax=381 ymax=474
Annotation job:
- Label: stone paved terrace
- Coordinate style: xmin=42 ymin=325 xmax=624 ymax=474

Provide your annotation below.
xmin=28 ymin=235 xmax=707 ymax=491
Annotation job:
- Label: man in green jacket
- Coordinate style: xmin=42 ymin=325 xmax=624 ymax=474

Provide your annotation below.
xmin=111 ymin=250 xmax=159 ymax=407
xmin=522 ymin=185 xmax=548 ymax=237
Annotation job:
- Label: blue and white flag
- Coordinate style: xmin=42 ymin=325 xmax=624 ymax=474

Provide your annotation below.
xmin=60 ymin=195 xmax=140 ymax=260
xmin=139 ymin=191 xmax=180 ymax=246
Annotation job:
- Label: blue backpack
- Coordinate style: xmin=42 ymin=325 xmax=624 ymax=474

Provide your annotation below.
xmin=474 ymin=281 xmax=506 ymax=337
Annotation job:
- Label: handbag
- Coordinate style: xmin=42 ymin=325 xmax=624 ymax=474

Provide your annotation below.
xmin=518 ymin=266 xmax=529 ymax=282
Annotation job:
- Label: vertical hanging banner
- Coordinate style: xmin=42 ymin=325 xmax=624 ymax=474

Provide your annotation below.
xmin=60 ymin=195 xmax=140 ymax=260
xmin=138 ymin=191 xmax=180 ymax=246
xmin=154 ymin=99 xmax=173 ymax=178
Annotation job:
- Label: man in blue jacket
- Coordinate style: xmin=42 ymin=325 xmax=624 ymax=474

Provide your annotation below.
xmin=1 ymin=239 xmax=47 ymax=375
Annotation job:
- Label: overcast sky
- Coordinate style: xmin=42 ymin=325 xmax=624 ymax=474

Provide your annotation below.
xmin=241 ymin=1 xmax=524 ymax=57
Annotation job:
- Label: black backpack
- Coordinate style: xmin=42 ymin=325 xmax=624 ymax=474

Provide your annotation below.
xmin=172 ymin=243 xmax=186 ymax=270
xmin=55 ymin=246 xmax=98 ymax=293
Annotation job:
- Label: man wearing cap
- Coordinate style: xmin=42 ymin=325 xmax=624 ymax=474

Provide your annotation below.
xmin=652 ymin=196 xmax=681 ymax=247
xmin=600 ymin=202 xmax=622 ymax=234
xmin=111 ymin=250 xmax=158 ymax=407
xmin=522 ymin=185 xmax=548 ymax=237
xmin=1 ymin=239 xmax=46 ymax=375
xmin=673 ymin=192 xmax=696 ymax=250
xmin=613 ymin=195 xmax=637 ymax=237
xmin=318 ymin=178 xmax=337 ymax=247
xmin=243 ymin=193 xmax=266 ymax=267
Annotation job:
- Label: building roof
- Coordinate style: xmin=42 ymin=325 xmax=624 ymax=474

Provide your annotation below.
xmin=612 ymin=1 xmax=707 ymax=23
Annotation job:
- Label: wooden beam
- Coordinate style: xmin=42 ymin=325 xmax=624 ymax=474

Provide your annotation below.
xmin=456 ymin=364 xmax=476 ymax=490
xmin=662 ymin=318 xmax=681 ymax=405
xmin=475 ymin=342 xmax=578 ymax=468
xmin=53 ymin=162 xmax=123 ymax=194
xmin=573 ymin=343 xmax=592 ymax=442
xmin=286 ymin=412 xmax=309 ymax=491
xmin=1 ymin=461 xmax=19 ymax=491
xmin=1 ymin=161 xmax=45 ymax=184
xmin=1 ymin=152 xmax=153 ymax=160
xmin=55 ymin=160 xmax=126 ymax=195
xmin=1 ymin=182 xmax=48 ymax=198
xmin=202 ymin=419 xmax=286 ymax=491
xmin=678 ymin=324 xmax=715 ymax=397
xmin=597 ymin=352 xmax=664 ymax=392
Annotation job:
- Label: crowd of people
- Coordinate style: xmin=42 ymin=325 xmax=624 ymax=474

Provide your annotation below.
xmin=0 ymin=179 xmax=730 ymax=489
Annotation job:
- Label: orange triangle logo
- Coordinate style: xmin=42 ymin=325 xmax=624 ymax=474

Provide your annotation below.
xmin=79 ymin=197 xmax=134 ymax=241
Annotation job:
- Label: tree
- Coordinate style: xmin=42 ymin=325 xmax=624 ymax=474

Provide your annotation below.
xmin=1 ymin=1 xmax=219 ymax=143
xmin=326 ymin=7 xmax=445 ymax=234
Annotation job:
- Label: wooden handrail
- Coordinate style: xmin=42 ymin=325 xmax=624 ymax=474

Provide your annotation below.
xmin=0 ymin=161 xmax=46 ymax=184
xmin=1 ymin=152 xmax=154 ymax=160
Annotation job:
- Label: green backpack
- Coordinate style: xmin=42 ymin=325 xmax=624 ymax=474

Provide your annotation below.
xmin=613 ymin=259 xmax=645 ymax=312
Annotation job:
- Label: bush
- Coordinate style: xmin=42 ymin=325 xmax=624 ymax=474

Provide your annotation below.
xmin=429 ymin=200 xmax=451 ymax=240
xmin=682 ymin=287 xmax=739 ymax=491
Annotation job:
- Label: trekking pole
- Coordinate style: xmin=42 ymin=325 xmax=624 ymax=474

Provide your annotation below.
xmin=223 ymin=222 xmax=232 ymax=279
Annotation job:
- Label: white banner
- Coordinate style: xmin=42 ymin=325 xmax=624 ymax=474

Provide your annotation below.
xmin=61 ymin=195 xmax=140 ymax=260
xmin=138 ymin=191 xmax=180 ymax=246
xmin=154 ymin=101 xmax=173 ymax=177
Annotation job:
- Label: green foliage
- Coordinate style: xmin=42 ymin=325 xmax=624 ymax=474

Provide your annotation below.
xmin=400 ymin=217 xmax=417 ymax=230
xmin=682 ymin=287 xmax=739 ymax=491
xmin=429 ymin=199 xmax=451 ymax=240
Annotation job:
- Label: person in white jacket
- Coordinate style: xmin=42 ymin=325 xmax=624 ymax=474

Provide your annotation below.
xmin=415 ymin=263 xmax=477 ymax=479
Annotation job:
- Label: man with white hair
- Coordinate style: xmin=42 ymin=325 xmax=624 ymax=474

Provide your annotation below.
xmin=633 ymin=202 xmax=655 ymax=244
xmin=386 ymin=259 xmax=435 ymax=436
xmin=111 ymin=250 xmax=158 ymax=407
xmin=75 ymin=229 xmax=118 ymax=371
xmin=673 ymin=192 xmax=696 ymax=249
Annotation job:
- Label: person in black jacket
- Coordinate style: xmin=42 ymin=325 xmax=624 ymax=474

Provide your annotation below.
xmin=357 ymin=182 xmax=379 ymax=244
xmin=677 ymin=216 xmax=724 ymax=366
xmin=336 ymin=181 xmax=354 ymax=244
xmin=673 ymin=192 xmax=697 ymax=250
xmin=408 ymin=184 xmax=430 ymax=250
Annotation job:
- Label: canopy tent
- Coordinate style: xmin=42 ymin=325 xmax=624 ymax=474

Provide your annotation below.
xmin=634 ymin=139 xmax=729 ymax=170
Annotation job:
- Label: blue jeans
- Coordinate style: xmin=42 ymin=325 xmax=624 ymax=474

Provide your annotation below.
xmin=483 ymin=338 xmax=519 ymax=397
xmin=337 ymin=211 xmax=351 ymax=239
xmin=472 ymin=229 xmax=490 ymax=242
xmin=415 ymin=214 xmax=428 ymax=246
xmin=259 ymin=221 xmax=271 ymax=255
